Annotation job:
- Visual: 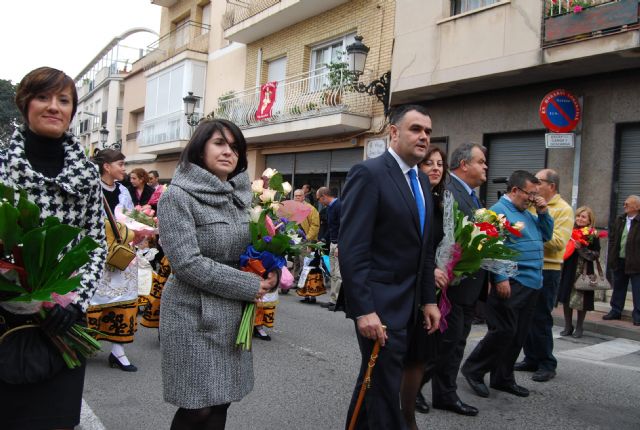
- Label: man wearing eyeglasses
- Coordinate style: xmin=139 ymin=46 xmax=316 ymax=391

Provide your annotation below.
xmin=516 ymin=169 xmax=573 ymax=383
xmin=462 ymin=170 xmax=553 ymax=399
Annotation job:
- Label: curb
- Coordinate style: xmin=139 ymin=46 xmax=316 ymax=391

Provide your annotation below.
xmin=552 ymin=314 xmax=640 ymax=342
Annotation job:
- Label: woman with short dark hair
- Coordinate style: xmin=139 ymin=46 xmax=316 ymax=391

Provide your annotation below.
xmin=158 ymin=119 xmax=277 ymax=429
xmin=0 ymin=66 xmax=106 ymax=430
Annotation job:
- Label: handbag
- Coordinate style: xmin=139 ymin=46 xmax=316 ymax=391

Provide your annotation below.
xmin=574 ymin=258 xmax=611 ymax=291
xmin=0 ymin=309 xmax=66 ymax=385
xmin=103 ymin=197 xmax=136 ymax=271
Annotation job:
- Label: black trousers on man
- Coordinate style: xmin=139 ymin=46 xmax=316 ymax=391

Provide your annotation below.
xmin=462 ymin=281 xmax=539 ymax=386
xmin=345 ymin=325 xmax=408 ymax=430
xmin=425 ymin=301 xmax=474 ymax=404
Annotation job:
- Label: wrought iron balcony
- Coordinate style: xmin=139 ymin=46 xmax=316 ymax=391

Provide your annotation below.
xmin=544 ymin=0 xmax=639 ymax=46
xmin=214 ymin=68 xmax=374 ymax=134
xmin=141 ymin=21 xmax=210 ymax=70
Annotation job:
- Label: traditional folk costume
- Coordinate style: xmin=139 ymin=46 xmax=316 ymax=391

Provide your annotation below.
xmin=140 ymin=254 xmax=171 ymax=328
xmin=296 ymin=251 xmax=327 ymax=301
xmin=86 ymin=182 xmax=139 ymax=344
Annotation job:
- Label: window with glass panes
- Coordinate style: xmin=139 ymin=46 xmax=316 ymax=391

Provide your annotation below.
xmin=309 ymin=33 xmax=355 ymax=91
xmin=451 ymin=0 xmax=499 ymax=15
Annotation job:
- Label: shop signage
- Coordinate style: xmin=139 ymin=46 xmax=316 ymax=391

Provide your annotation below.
xmin=545 ymin=133 xmax=574 ymax=148
xmin=539 ymin=89 xmax=581 ymax=133
xmin=366 ymin=137 xmax=387 ymax=159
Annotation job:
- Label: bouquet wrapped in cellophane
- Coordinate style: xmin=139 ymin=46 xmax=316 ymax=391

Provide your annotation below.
xmin=435 ymin=191 xmax=521 ymax=331
xmin=235 ymin=168 xmax=323 ymax=350
xmin=0 ymin=183 xmax=102 ymax=368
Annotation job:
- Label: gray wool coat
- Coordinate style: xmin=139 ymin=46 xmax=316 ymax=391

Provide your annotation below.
xmin=157 ymin=163 xmax=261 ymax=409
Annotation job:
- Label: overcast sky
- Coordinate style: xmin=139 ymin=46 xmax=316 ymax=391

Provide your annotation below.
xmin=1 ymin=0 xmax=162 ymax=83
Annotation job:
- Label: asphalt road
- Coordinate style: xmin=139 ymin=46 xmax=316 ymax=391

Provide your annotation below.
xmin=80 ymin=293 xmax=640 ymax=430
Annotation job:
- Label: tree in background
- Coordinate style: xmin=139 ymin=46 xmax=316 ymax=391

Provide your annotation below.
xmin=0 ymin=79 xmax=20 ymax=145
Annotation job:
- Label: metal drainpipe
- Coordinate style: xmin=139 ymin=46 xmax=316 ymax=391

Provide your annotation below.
xmin=570 ymin=96 xmax=584 ymax=211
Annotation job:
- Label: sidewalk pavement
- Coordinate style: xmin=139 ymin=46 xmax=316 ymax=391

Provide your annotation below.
xmin=552 ymin=302 xmax=640 ymax=341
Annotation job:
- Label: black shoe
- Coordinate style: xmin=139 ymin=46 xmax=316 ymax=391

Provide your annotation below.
xmin=559 ymin=326 xmax=574 ymax=336
xmin=415 ymin=392 xmax=430 ymax=414
xmin=572 ymin=328 xmax=584 ymax=338
xmin=280 ymin=289 xmax=290 ymax=295
xmin=532 ymin=369 xmax=556 ymax=382
xmin=327 ymin=304 xmax=336 ymax=311
xmin=432 ymin=400 xmax=478 ymax=416
xmin=320 ymin=302 xmax=334 ymax=308
xmin=300 ymin=297 xmax=310 ymax=303
xmin=513 ymin=361 xmax=538 ymax=372
xmin=309 ymin=297 xmax=317 ymax=304
xmin=463 ymin=373 xmax=489 ymax=398
xmin=108 ymin=353 xmax=138 ymax=372
xmin=490 ymin=382 xmax=529 ymax=397
xmin=253 ymin=327 xmax=271 ymax=341
xmin=602 ymin=312 xmax=621 ymax=320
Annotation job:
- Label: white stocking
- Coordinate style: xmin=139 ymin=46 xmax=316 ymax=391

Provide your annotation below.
xmin=111 ymin=343 xmax=130 ymax=366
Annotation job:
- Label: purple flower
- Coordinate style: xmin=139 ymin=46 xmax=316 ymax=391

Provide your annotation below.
xmin=280 ymin=217 xmax=289 ymax=224
xmin=263 ymin=236 xmax=272 ymax=243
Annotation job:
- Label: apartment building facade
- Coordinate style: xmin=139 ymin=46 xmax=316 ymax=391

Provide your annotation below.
xmin=72 ymin=28 xmax=158 ymax=156
xmin=392 ymin=0 xmax=640 ymax=227
xmin=215 ymin=0 xmax=396 ymax=194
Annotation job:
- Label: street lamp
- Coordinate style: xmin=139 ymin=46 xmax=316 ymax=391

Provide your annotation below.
xmin=183 ymin=91 xmax=202 ymax=127
xmin=346 ymin=35 xmax=391 ymax=117
xmin=99 ymin=126 xmax=109 ymax=148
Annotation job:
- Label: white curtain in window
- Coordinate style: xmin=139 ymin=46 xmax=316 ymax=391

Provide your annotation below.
xmin=457 ymin=0 xmax=498 ymax=14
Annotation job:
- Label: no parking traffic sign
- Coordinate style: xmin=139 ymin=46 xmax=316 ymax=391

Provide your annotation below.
xmin=539 ymin=89 xmax=581 ymax=133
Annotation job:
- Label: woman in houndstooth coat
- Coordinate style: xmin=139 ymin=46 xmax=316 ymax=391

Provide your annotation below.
xmin=158 ymin=119 xmax=277 ymax=429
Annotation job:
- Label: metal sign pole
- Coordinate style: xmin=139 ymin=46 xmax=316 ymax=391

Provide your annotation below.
xmin=570 ymin=96 xmax=584 ymax=211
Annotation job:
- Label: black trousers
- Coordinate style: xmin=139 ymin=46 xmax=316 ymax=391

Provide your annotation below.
xmin=345 ymin=324 xmax=408 ymax=430
xmin=462 ymin=281 xmax=539 ymax=386
xmin=425 ymin=301 xmax=475 ymax=404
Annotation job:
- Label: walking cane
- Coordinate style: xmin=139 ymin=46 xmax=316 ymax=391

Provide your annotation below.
xmin=347 ymin=326 xmax=386 ymax=430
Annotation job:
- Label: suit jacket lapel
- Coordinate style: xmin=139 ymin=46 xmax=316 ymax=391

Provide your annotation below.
xmin=451 ymin=176 xmax=476 ymax=215
xmin=384 ymin=152 xmax=421 ymax=234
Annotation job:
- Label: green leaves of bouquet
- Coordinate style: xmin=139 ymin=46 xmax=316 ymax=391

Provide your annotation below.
xmin=0 ymin=183 xmax=99 ymax=302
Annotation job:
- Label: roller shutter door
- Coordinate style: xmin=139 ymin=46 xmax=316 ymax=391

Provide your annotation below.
xmin=616 ymin=125 xmax=640 ymax=213
xmin=330 ymin=148 xmax=363 ymax=172
xmin=265 ymin=153 xmax=294 ymax=175
xmin=485 ymin=132 xmax=546 ymax=208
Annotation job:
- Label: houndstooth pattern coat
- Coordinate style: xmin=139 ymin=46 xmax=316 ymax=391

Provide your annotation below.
xmin=158 ymin=163 xmax=261 ymax=409
xmin=0 ymin=126 xmax=106 ymax=311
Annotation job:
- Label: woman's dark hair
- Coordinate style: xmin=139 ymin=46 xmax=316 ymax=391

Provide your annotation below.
xmin=91 ymin=149 xmax=125 ymax=175
xmin=420 ymin=146 xmax=449 ymax=205
xmin=15 ymin=67 xmax=78 ymax=123
xmin=130 ymin=167 xmax=149 ymax=184
xmin=179 ymin=119 xmax=248 ymax=178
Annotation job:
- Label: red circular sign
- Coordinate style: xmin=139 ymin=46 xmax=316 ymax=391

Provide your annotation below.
xmin=539 ymin=89 xmax=581 ymax=133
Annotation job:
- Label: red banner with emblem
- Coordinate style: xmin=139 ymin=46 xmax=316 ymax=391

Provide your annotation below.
xmin=255 ymin=81 xmax=277 ymax=121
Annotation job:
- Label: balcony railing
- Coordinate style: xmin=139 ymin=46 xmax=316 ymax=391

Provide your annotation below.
xmin=140 ymin=110 xmax=191 ymax=147
xmin=222 ymin=0 xmax=281 ymax=30
xmin=544 ymin=0 xmax=639 ymax=45
xmin=214 ymin=68 xmax=374 ymax=129
xmin=141 ymin=21 xmax=210 ymax=70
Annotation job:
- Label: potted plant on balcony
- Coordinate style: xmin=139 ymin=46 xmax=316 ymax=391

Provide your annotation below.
xmin=215 ymin=90 xmax=235 ymax=119
xmin=322 ymin=51 xmax=356 ymax=106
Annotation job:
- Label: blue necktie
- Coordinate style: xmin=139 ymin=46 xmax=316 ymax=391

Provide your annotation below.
xmin=408 ymin=169 xmax=425 ymax=236
xmin=470 ymin=190 xmax=481 ymax=209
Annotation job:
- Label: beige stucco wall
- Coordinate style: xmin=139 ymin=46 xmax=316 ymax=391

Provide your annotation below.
xmin=393 ymin=0 xmax=543 ymax=95
xmin=121 ymin=68 xmax=147 ymax=157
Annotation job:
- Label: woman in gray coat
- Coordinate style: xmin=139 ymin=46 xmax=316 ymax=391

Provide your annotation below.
xmin=158 ymin=119 xmax=277 ymax=429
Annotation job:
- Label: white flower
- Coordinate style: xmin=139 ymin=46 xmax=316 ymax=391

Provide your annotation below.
xmin=475 ymin=208 xmax=486 ymax=217
xmin=262 ymin=168 xmax=278 ymax=178
xmin=514 ymin=221 xmax=525 ymax=231
xmin=260 ymin=188 xmax=277 ymax=203
xmin=288 ymin=232 xmax=302 ymax=244
xmin=281 ymin=181 xmax=292 ymax=195
xmin=249 ymin=206 xmax=262 ymax=223
xmin=251 ymin=179 xmax=264 ymax=194
xmin=270 ymin=202 xmax=281 ymax=212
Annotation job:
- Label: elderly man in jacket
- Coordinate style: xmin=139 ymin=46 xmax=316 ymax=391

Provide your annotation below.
xmin=604 ymin=195 xmax=640 ymax=325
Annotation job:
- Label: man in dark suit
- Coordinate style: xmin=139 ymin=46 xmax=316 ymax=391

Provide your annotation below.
xmin=340 ymin=104 xmax=441 ymax=429
xmin=425 ymin=143 xmax=488 ymax=416
xmin=317 ymin=186 xmax=342 ymax=310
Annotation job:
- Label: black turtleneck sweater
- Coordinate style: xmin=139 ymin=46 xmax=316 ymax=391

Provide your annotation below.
xmin=24 ymin=127 xmax=66 ymax=178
